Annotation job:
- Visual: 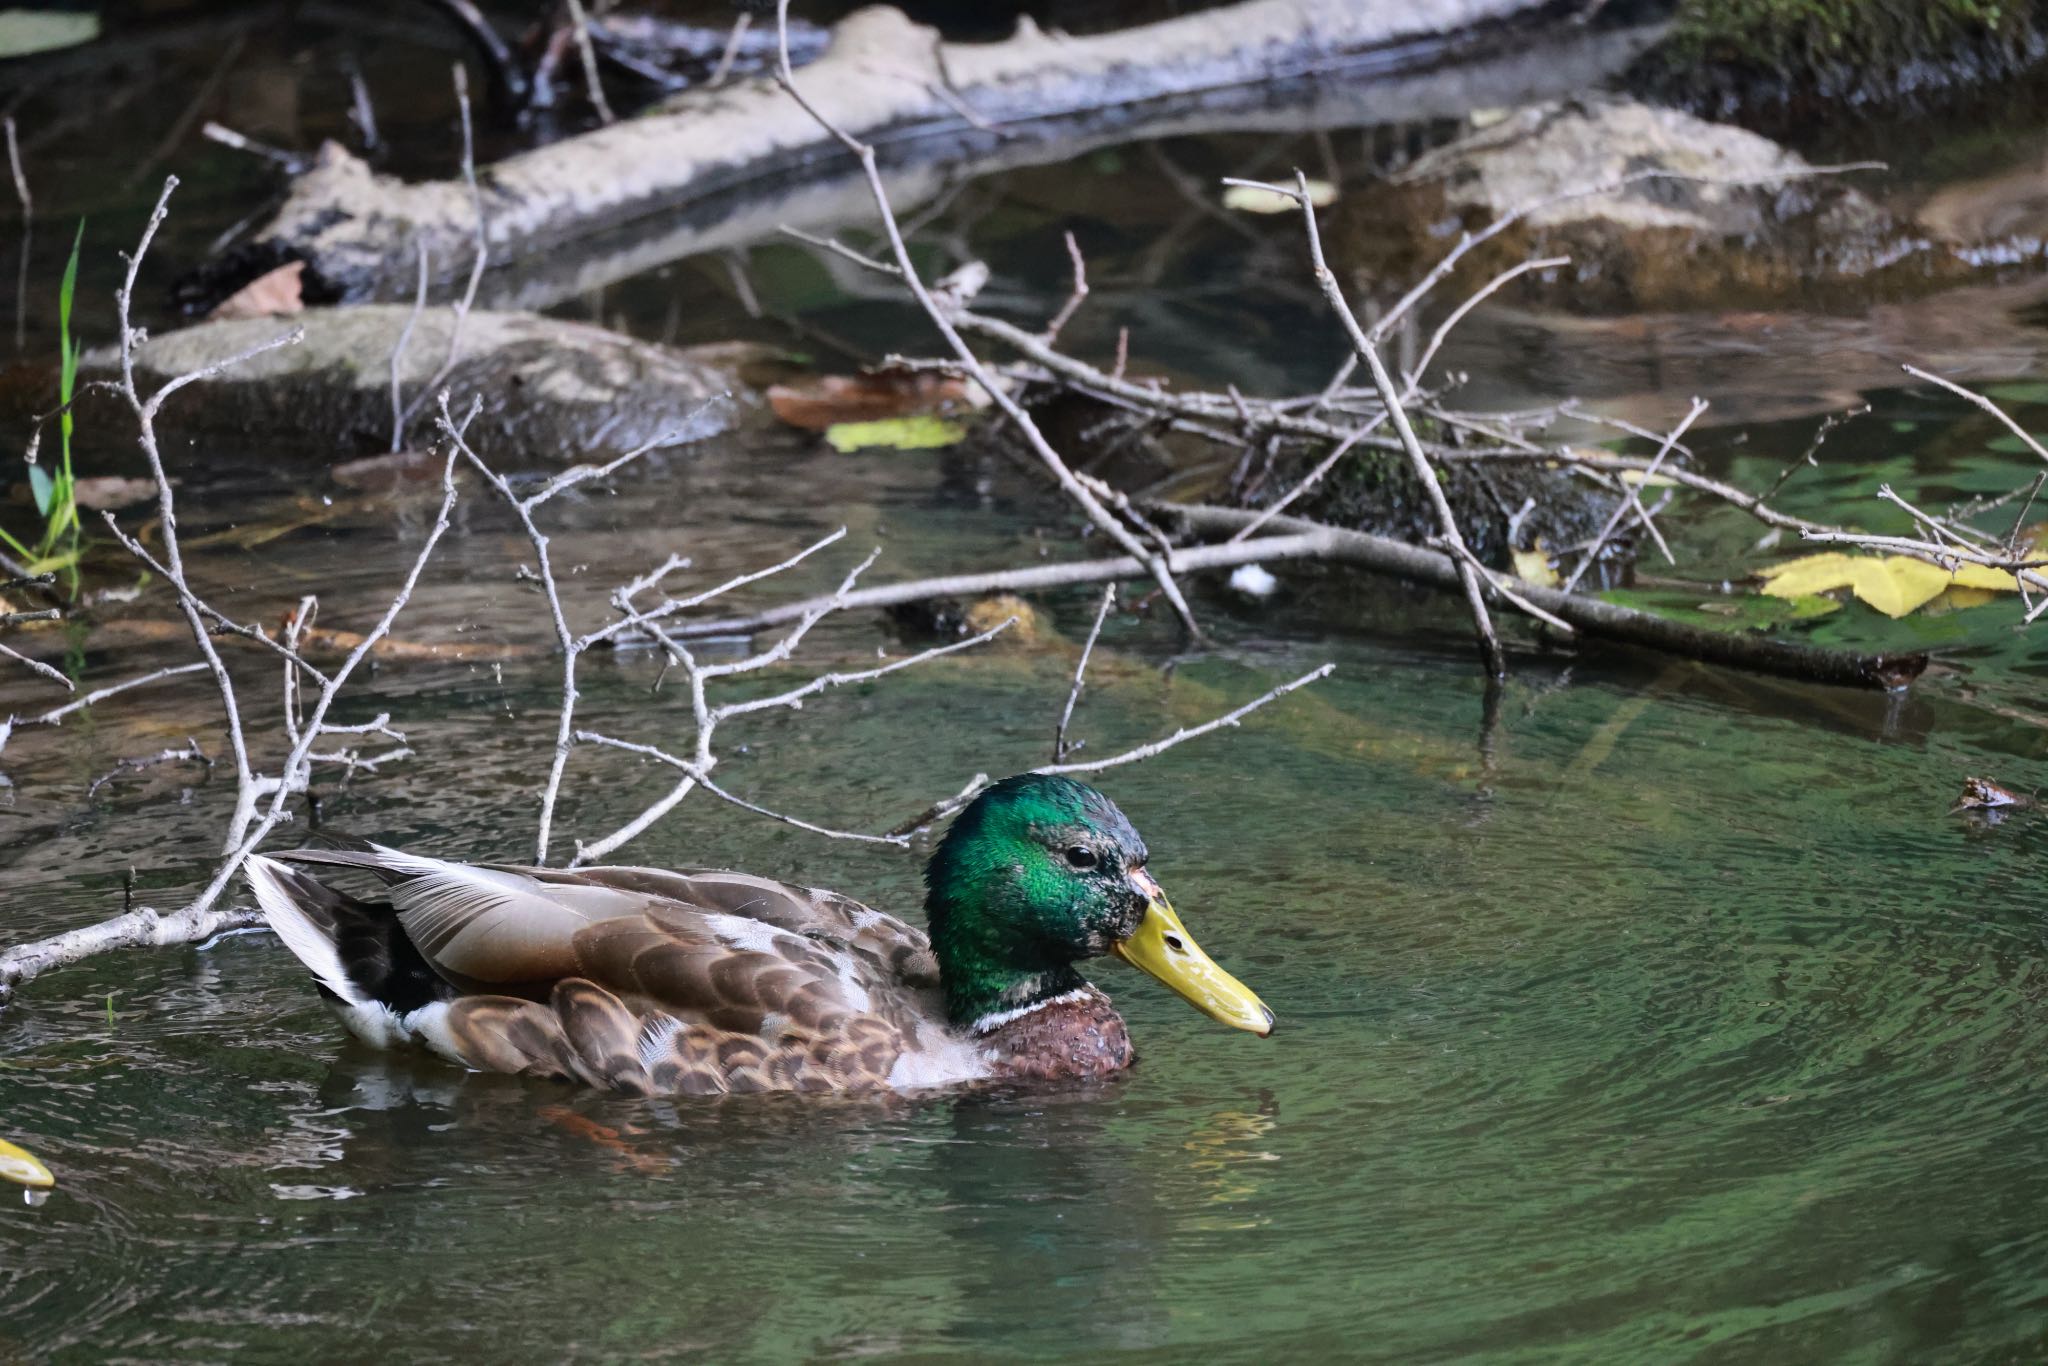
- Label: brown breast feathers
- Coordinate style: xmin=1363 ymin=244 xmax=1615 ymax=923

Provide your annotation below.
xmin=980 ymin=989 xmax=1134 ymax=1082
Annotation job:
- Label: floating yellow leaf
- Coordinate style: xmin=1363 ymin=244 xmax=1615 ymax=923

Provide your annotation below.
xmin=1221 ymin=179 xmax=1337 ymax=214
xmin=1510 ymin=547 xmax=1558 ymax=588
xmin=1758 ymin=552 xmax=2020 ymax=618
xmin=823 ymin=416 xmax=966 ymax=453
xmin=0 ymin=1138 xmax=53 ymax=1190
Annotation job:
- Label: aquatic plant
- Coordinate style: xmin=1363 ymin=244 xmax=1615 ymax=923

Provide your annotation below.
xmin=2 ymin=219 xmax=85 ymax=578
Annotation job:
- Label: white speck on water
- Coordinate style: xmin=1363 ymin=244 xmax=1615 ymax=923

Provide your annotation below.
xmin=1229 ymin=563 xmax=1279 ymax=599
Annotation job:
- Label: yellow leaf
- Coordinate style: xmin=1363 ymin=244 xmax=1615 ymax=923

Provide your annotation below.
xmin=1950 ymin=562 xmax=2021 ymax=591
xmin=1221 ymin=179 xmax=1337 ymax=214
xmin=1759 ymin=552 xmax=2019 ymax=618
xmin=0 ymin=1137 xmax=52 ymax=1189
xmin=1757 ymin=552 xmax=1862 ymax=595
xmin=1928 ymin=586 xmax=2001 ymax=614
xmin=1617 ymin=468 xmax=1678 ymax=488
xmin=1510 ymin=547 xmax=1558 ymax=588
xmin=824 ymin=416 xmax=966 ymax=452
xmin=1854 ymin=557 xmax=1950 ymax=618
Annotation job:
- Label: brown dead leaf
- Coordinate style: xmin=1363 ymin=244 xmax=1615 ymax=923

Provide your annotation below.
xmin=537 ymin=1105 xmax=666 ymax=1175
xmin=208 ymin=260 xmax=305 ymax=321
xmin=1951 ymin=776 xmax=2036 ymax=815
xmin=331 ymin=449 xmax=446 ymax=493
xmin=290 ymin=624 xmax=536 ymax=663
xmin=767 ymin=369 xmax=968 ymax=432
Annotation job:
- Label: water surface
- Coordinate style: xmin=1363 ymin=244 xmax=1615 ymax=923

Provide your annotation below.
xmin=6 ymin=9 xmax=2048 ymax=1363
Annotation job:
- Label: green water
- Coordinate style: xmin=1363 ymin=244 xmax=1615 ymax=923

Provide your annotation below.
xmin=7 ymin=412 xmax=2048 ymax=1360
xmin=7 ymin=7 xmax=2048 ymax=1363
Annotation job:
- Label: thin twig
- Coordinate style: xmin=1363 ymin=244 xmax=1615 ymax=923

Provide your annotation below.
xmin=1054 ymin=585 xmax=1115 ymax=762
xmin=200 ymin=121 xmax=304 ymax=172
xmin=1038 ymin=665 xmax=1334 ymax=776
xmin=770 ymin=0 xmax=1203 ymax=641
xmin=1228 ymin=412 xmax=1387 ymax=543
xmin=708 ymin=12 xmax=752 ymax=87
xmin=5 ymin=115 xmax=28 ymax=353
xmin=86 ymin=739 xmax=211 ymax=800
xmin=400 ymin=64 xmax=492 ymax=432
xmin=1042 ymin=230 xmax=1089 ymax=344
xmin=389 ymin=236 xmax=430 ymax=452
xmin=564 ymin=0 xmax=616 ymax=124
xmin=0 ymin=639 xmax=71 ymax=691
xmin=1904 ymin=364 xmax=2048 ymax=467
xmin=1252 ymin=170 xmax=1501 ymax=677
xmin=1558 ymin=397 xmax=1705 ymax=594
xmin=1401 ymin=255 xmax=1569 ymax=402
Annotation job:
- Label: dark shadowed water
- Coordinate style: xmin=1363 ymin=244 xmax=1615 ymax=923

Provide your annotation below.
xmin=7 ymin=7 xmax=2048 ymax=1363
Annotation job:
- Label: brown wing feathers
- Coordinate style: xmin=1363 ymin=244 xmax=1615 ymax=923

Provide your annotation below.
xmin=269 ymin=847 xmax=927 ymax=1094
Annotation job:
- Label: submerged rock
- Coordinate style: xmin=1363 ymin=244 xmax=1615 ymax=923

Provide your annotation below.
xmin=1337 ymin=95 xmax=2032 ymax=315
xmin=1243 ymin=438 xmax=1627 ymax=577
xmin=82 ymin=306 xmax=745 ymax=462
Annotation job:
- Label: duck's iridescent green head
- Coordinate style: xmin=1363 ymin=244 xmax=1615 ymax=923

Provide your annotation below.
xmin=923 ymin=774 xmax=1272 ymax=1037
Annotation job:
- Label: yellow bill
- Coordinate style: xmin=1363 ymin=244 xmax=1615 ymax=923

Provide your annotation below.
xmin=1112 ymin=872 xmax=1274 ymax=1036
xmin=0 ymin=1138 xmax=53 ymax=1190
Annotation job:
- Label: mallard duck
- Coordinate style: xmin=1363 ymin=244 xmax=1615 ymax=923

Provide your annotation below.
xmin=243 ymin=774 xmax=1272 ymax=1094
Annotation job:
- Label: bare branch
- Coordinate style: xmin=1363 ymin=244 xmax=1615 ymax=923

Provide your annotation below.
xmin=564 ymin=0 xmax=616 ymax=124
xmin=714 ymin=611 xmax=1016 ymax=720
xmin=5 ymin=114 xmax=28 ymax=353
xmin=390 ymin=236 xmax=430 ymax=451
xmin=1401 ymin=255 xmax=1569 ymax=401
xmin=0 ymin=904 xmax=264 ymax=1008
xmin=398 ymin=62 xmax=492 ymax=432
xmin=1054 ymin=585 xmax=1115 ymax=762
xmin=0 ymin=638 xmax=71 ymax=691
xmin=14 ymin=662 xmax=210 ymax=732
xmin=1231 ymin=170 xmax=1500 ymax=676
xmin=1904 ymin=364 xmax=2048 ymax=467
xmin=575 ymin=733 xmax=911 ymax=847
xmin=770 ymin=0 xmax=1203 ymax=640
xmin=1042 ymin=230 xmax=1090 ymax=344
xmin=1558 ymin=397 xmax=1706 ymax=593
xmin=1038 ymin=665 xmax=1335 ymax=777
xmin=660 ymin=532 xmax=1340 ymax=640
xmin=200 ymin=121 xmax=304 ymax=172
xmin=1227 ymin=411 xmax=1387 ymax=544
xmin=708 ymin=12 xmax=753 ymax=88
xmin=87 ymin=738 xmax=211 ymax=800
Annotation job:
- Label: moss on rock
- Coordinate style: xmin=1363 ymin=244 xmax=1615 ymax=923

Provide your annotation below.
xmin=1632 ymin=0 xmax=2047 ymax=114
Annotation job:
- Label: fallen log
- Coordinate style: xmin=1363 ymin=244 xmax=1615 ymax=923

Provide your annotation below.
xmin=1160 ymin=504 xmax=1927 ymax=690
xmin=660 ymin=505 xmax=1926 ymax=691
xmin=197 ymin=0 xmax=1661 ymax=313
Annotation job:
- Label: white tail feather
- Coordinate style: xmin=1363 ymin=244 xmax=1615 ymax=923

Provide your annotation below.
xmin=244 ymin=855 xmax=364 ymax=1005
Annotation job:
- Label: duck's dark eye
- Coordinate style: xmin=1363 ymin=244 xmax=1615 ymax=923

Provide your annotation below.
xmin=1064 ymin=846 xmax=1098 ymax=870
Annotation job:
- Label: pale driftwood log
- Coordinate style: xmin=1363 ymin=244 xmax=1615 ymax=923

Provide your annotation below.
xmin=217 ymin=0 xmax=1654 ymax=310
